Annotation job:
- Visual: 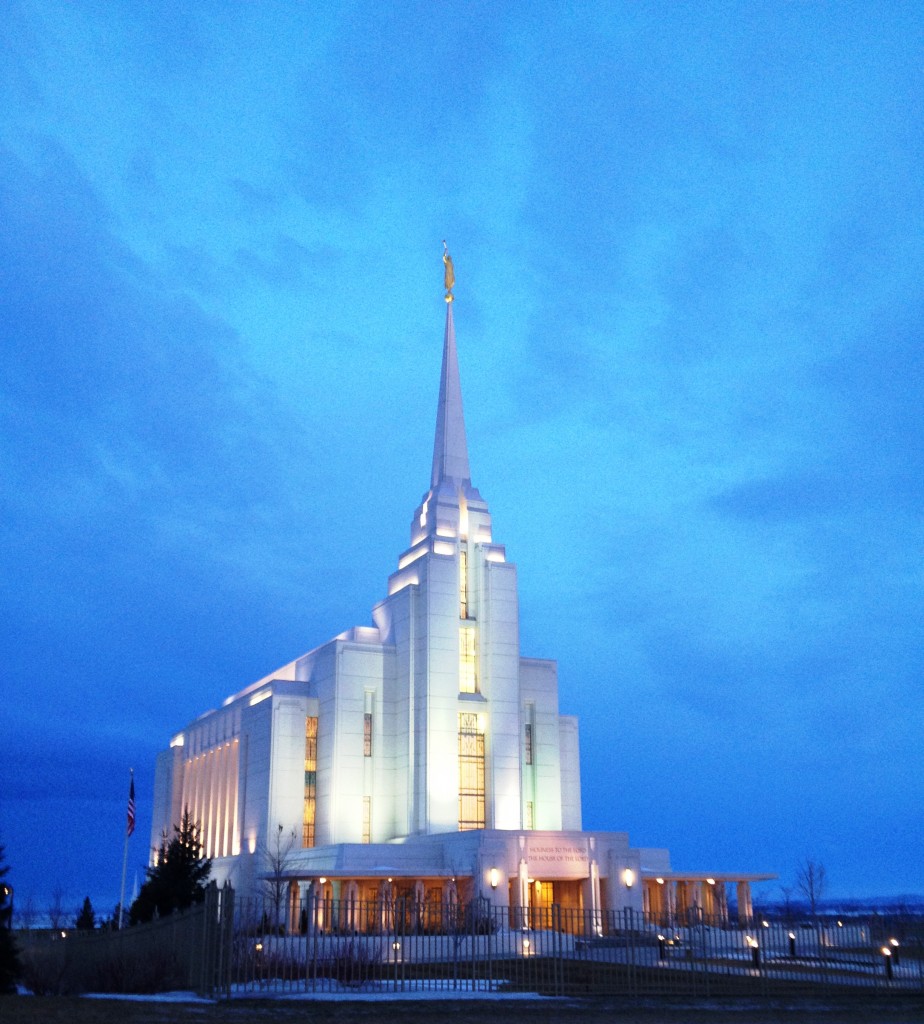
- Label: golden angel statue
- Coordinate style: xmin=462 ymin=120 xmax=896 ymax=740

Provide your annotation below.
xmin=442 ymin=240 xmax=455 ymax=302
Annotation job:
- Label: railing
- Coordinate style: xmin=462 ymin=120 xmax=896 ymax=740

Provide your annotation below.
xmin=223 ymin=895 xmax=924 ymax=999
xmin=16 ymin=890 xmax=924 ymax=999
xmin=17 ymin=882 xmax=234 ymax=997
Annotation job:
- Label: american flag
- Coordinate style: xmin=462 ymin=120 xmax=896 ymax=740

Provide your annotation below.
xmin=126 ymin=775 xmax=136 ymax=837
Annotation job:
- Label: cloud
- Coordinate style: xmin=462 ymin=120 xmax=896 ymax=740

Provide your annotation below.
xmin=2 ymin=2 xmax=923 ymax=906
xmin=711 ymin=474 xmax=846 ymax=521
xmin=0 ymin=143 xmax=319 ymax=715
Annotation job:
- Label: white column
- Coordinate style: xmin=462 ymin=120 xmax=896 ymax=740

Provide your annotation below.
xmin=516 ymin=859 xmax=530 ymax=929
xmin=588 ymin=860 xmax=602 ymax=935
xmin=667 ymin=881 xmax=677 ymax=924
xmin=736 ymin=882 xmax=753 ymax=925
xmin=690 ymin=881 xmax=703 ymax=922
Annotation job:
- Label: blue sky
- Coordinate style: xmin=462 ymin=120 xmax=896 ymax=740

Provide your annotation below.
xmin=2 ymin=1 xmax=922 ymax=916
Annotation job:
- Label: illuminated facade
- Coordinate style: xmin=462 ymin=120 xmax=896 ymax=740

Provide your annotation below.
xmin=150 ymin=280 xmax=770 ymax=925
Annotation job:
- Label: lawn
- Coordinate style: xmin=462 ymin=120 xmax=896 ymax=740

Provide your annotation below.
xmin=2 ymin=995 xmax=924 ymax=1024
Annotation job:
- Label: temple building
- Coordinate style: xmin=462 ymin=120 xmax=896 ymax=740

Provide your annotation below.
xmin=150 ymin=253 xmax=771 ymax=929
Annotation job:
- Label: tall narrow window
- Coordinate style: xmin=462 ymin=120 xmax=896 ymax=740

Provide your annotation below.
xmin=303 ymin=716 xmax=318 ymax=848
xmin=524 ymin=723 xmax=533 ymax=765
xmin=459 ymin=627 xmax=477 ymax=693
xmin=362 ymin=796 xmax=371 ymax=844
xmin=458 ymin=712 xmax=485 ymax=831
xmin=525 ymin=800 xmax=534 ymax=830
xmin=363 ymin=712 xmax=373 ymax=757
xmin=459 ymin=548 xmax=468 ymax=619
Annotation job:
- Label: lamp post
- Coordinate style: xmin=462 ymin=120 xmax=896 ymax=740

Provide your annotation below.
xmin=488 ymin=867 xmax=500 ymax=934
xmin=881 ymin=946 xmax=893 ymax=980
xmin=621 ymin=868 xmax=636 ymax=931
xmin=0 ymin=884 xmax=12 ymax=930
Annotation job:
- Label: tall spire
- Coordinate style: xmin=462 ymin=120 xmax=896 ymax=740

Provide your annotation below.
xmin=401 ymin=245 xmax=493 ymax=553
xmin=430 ymin=298 xmax=471 ymax=488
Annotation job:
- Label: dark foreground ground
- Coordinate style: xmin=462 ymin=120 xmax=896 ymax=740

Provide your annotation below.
xmin=1 ymin=996 xmax=923 ymax=1024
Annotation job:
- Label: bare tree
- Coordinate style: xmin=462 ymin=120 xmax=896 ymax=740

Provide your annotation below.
xmin=48 ymin=884 xmax=67 ymax=930
xmin=258 ymin=824 xmax=298 ymax=932
xmin=796 ymin=859 xmax=827 ymax=916
xmin=779 ymin=884 xmax=795 ymax=924
xmin=15 ymin=896 xmax=38 ymax=932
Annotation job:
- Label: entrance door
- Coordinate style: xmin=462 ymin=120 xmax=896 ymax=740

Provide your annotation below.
xmin=530 ymin=879 xmax=553 ymax=929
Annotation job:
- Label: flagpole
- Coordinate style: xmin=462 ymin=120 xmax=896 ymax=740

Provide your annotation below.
xmin=118 ymin=769 xmax=134 ymax=930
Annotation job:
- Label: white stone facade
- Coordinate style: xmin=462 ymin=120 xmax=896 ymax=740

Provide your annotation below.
xmin=150 ymin=292 xmax=769 ymax=924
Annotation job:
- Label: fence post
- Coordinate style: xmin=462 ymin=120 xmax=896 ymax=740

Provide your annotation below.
xmin=395 ymin=896 xmax=403 ymax=992
xmin=217 ymin=882 xmax=234 ymax=999
xmin=193 ymin=883 xmax=211 ymax=997
xmin=191 ymin=880 xmax=230 ymax=999
xmin=551 ymin=903 xmax=562 ymax=997
xmin=469 ymin=897 xmax=477 ymax=992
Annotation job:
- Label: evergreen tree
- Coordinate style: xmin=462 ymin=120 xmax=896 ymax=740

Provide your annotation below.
xmin=0 ymin=845 xmax=22 ymax=994
xmin=75 ymin=896 xmax=96 ymax=931
xmin=129 ymin=809 xmax=211 ymax=925
xmin=105 ymin=902 xmax=124 ymax=931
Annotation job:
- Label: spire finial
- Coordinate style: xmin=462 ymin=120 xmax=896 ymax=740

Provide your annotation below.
xmin=442 ymin=240 xmax=455 ymax=303
xmin=430 ymin=264 xmax=470 ymax=489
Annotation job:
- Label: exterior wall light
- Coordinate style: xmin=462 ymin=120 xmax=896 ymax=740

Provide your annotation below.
xmin=623 ymin=868 xmax=635 ymax=888
xmin=319 ymin=877 xmax=327 ymax=884
xmin=490 ymin=867 xmax=499 ymax=889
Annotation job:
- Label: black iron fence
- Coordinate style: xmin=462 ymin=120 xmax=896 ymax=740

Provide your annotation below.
xmin=16 ymin=887 xmax=924 ymax=999
xmin=226 ymin=893 xmax=924 ymax=998
xmin=17 ymin=882 xmax=233 ymax=997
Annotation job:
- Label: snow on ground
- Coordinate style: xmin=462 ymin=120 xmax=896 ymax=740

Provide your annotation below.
xmin=80 ymin=982 xmax=548 ymax=1003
